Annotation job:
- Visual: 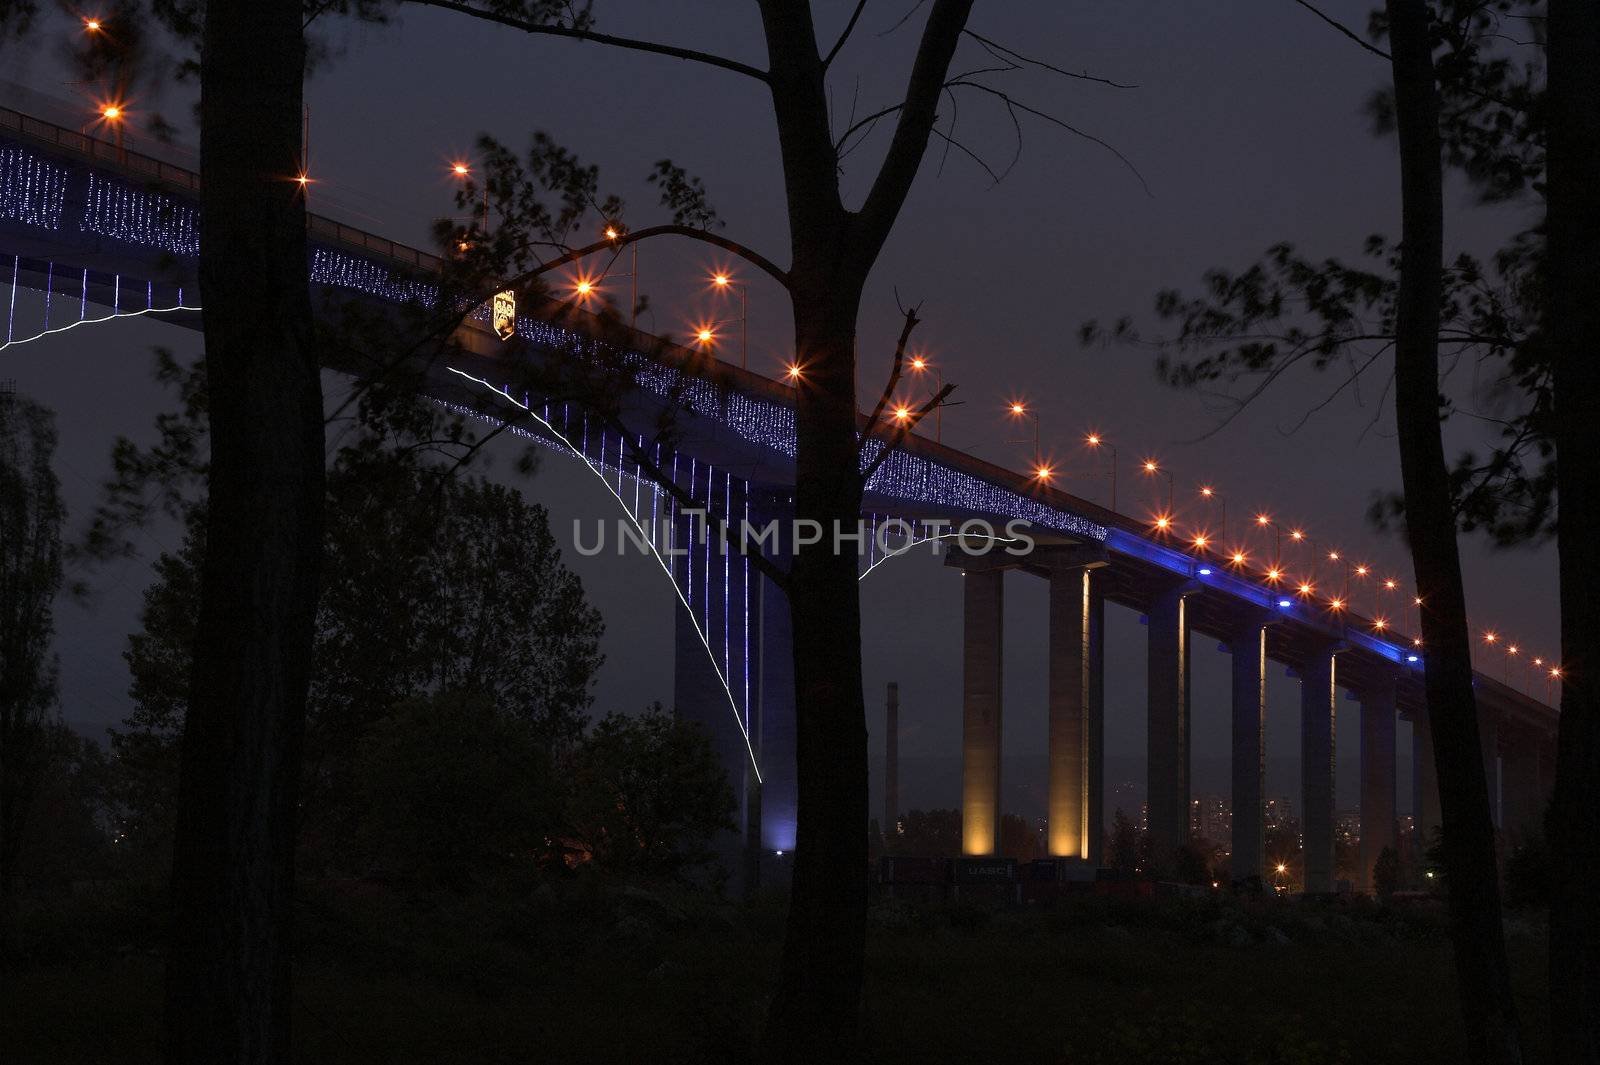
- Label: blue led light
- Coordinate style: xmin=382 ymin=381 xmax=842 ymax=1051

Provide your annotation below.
xmin=80 ymin=173 xmax=199 ymax=257
xmin=0 ymin=145 xmax=68 ymax=230
xmin=1408 ymin=654 xmax=1420 ymax=663
xmin=1198 ymin=567 xmax=1212 ymax=575
xmin=1278 ymin=598 xmax=1293 ymax=608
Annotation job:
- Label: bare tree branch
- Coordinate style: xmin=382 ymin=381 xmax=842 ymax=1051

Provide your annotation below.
xmin=823 ymin=0 xmax=871 ymax=68
xmin=858 ymin=304 xmax=923 ymax=452
xmin=961 ymin=29 xmax=1138 ymax=88
xmin=409 ymin=0 xmax=772 ymax=82
xmin=1289 ymin=0 xmax=1393 ymax=60
xmin=860 ymin=382 xmax=956 ymax=486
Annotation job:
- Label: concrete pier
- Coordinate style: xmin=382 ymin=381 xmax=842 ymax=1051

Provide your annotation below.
xmin=1358 ymin=678 xmax=1398 ymax=892
xmin=1301 ymin=646 xmax=1339 ymax=894
xmin=960 ymin=565 xmax=1005 ymax=856
xmin=1046 ymin=562 xmax=1105 ymax=862
xmin=1146 ymin=584 xmax=1193 ymax=873
xmin=1230 ymin=622 xmax=1268 ymax=884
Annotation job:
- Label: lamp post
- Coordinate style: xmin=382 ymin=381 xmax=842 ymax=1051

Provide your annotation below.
xmin=1085 ymin=433 xmax=1117 ymax=511
xmin=710 ymin=271 xmax=748 ymax=369
xmin=1141 ymin=458 xmax=1173 ymax=514
xmin=1006 ymin=401 xmax=1041 ymax=467
xmin=908 ymin=355 xmax=943 ymax=443
xmin=1199 ymin=485 xmax=1226 ymax=541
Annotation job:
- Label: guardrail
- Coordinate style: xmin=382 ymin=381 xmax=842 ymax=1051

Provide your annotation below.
xmin=1 ymin=103 xmax=443 ymax=274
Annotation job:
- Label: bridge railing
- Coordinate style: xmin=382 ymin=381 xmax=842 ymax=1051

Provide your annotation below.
xmin=1 ymin=102 xmax=443 ymax=274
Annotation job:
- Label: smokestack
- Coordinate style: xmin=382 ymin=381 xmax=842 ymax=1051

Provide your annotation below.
xmin=885 ymin=682 xmax=900 ymax=833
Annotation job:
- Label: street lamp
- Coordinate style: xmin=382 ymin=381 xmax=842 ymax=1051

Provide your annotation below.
xmin=1085 ymin=433 xmax=1118 ymax=511
xmin=448 ymin=159 xmax=490 ymax=242
xmin=908 ymin=354 xmax=944 ymax=442
xmin=1006 ymin=401 xmax=1041 ymax=467
xmin=709 ymin=270 xmax=748 ymax=369
xmin=1141 ymin=458 xmax=1173 ymax=513
xmin=1199 ymin=485 xmax=1226 ymax=540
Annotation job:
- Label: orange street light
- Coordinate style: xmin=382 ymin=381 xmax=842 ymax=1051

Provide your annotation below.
xmin=706 ymin=268 xmax=748 ymax=369
xmin=1085 ymin=433 xmax=1118 ymax=511
xmin=1006 ymin=402 xmax=1041 ymax=467
xmin=785 ymin=362 xmax=803 ymax=383
xmin=1141 ymin=458 xmax=1174 ymax=512
xmin=1199 ymin=485 xmax=1226 ymax=539
xmin=907 ymin=355 xmax=944 ymax=442
xmin=1034 ymin=464 xmax=1055 ymax=482
xmin=84 ymin=17 xmax=103 ymax=32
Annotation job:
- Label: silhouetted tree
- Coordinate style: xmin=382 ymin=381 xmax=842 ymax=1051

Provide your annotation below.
xmin=0 ymin=393 xmax=64 ymax=898
xmin=1545 ymin=2 xmax=1600 ymax=1060
xmin=896 ymin=808 xmax=964 ymax=857
xmin=561 ymin=704 xmax=736 ymax=881
xmin=1108 ymin=808 xmax=1140 ymax=875
xmin=1374 ymin=846 xmax=1400 ymax=900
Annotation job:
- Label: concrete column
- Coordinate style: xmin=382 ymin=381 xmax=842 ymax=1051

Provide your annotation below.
xmin=1230 ymin=622 xmax=1268 ymax=885
xmin=1046 ymin=565 xmax=1104 ymax=862
xmin=1412 ymin=706 xmax=1441 ymax=849
xmin=1300 ymin=647 xmax=1339 ymax=894
xmin=1146 ymin=585 xmax=1192 ymax=873
xmin=961 ymin=566 xmax=1004 ymax=856
xmin=1500 ymin=729 xmax=1545 ymax=844
xmin=1358 ymin=678 xmax=1398 ymax=893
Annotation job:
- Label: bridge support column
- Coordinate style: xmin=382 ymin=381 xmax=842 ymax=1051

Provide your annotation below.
xmin=1413 ymin=706 xmax=1441 ymax=858
xmin=960 ymin=564 xmax=1005 ymax=856
xmin=1500 ymin=728 xmax=1546 ymax=845
xmin=1230 ymin=621 xmax=1268 ymax=885
xmin=1358 ymin=677 xmax=1398 ymax=893
xmin=1045 ymin=561 xmax=1105 ymax=862
xmin=1146 ymin=584 xmax=1193 ymax=874
xmin=1300 ymin=646 xmax=1340 ymax=893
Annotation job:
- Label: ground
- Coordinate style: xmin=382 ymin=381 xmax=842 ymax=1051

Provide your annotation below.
xmin=2 ymin=881 xmax=1551 ymax=1064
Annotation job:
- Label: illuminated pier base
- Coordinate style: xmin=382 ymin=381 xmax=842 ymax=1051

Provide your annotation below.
xmin=1358 ymin=678 xmax=1398 ymax=892
xmin=1230 ymin=622 xmax=1268 ymax=884
xmin=1146 ymin=584 xmax=1193 ymax=873
xmin=959 ymin=563 xmax=1006 ymax=856
xmin=1044 ymin=557 xmax=1105 ymax=862
xmin=1300 ymin=647 xmax=1339 ymax=894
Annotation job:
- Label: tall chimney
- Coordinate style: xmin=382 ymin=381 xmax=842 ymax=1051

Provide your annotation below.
xmin=885 ymin=682 xmax=900 ymax=834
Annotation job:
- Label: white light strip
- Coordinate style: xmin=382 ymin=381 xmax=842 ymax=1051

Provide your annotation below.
xmin=0 ymin=302 xmax=199 ymax=353
xmin=858 ymin=532 xmax=1025 ymax=582
xmin=446 ymin=365 xmax=763 ymax=783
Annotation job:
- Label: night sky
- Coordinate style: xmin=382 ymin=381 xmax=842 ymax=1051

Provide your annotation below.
xmin=2 ymin=1 xmax=1555 ymax=821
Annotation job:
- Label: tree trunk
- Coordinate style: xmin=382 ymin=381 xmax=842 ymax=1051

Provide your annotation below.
xmin=1546 ymin=1 xmax=1600 ymax=1060
xmin=163 ymin=2 xmax=322 ymax=1062
xmin=1386 ymin=3 xmax=1523 ymax=1062
xmin=761 ymin=282 xmax=872 ymax=1062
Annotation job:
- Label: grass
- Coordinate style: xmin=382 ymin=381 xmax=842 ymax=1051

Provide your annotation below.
xmin=2 ymin=882 xmax=1552 ymax=1064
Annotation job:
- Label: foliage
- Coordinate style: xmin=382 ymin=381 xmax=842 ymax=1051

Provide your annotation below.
xmin=1082 ymin=1 xmax=1554 ymax=547
xmin=560 ymin=705 xmax=735 ymax=881
xmin=892 ymin=808 xmax=963 ymax=857
xmin=346 ymin=691 xmax=557 ymax=887
xmin=0 ymin=392 xmax=66 ymax=896
xmin=1374 ymin=845 xmax=1401 ymax=899
xmin=1503 ymin=834 xmax=1551 ymax=909
xmin=1109 ymin=807 xmax=1141 ymax=874
xmin=110 ymin=454 xmax=604 ymax=862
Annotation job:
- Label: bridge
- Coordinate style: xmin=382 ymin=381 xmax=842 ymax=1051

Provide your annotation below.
xmin=1 ymin=100 xmax=1558 ymax=892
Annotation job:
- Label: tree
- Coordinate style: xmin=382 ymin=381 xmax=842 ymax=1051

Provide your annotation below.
xmin=1544 ymin=0 xmax=1600 ymax=1058
xmin=347 ymin=691 xmax=558 ymax=887
xmin=161 ymin=5 xmax=323 ymax=1060
xmin=1387 ymin=3 xmax=1522 ymax=1056
xmin=1083 ymin=4 xmax=1528 ymax=1056
xmin=1374 ymin=845 xmax=1400 ymax=900
xmin=406 ymin=6 xmax=1114 ymax=1050
xmin=895 ymin=808 xmax=964 ymax=858
xmin=1108 ymin=808 xmax=1140 ymax=875
xmin=560 ymin=704 xmax=736 ymax=881
xmin=112 ymin=453 xmax=604 ymax=865
xmin=0 ymin=392 xmax=65 ymax=897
